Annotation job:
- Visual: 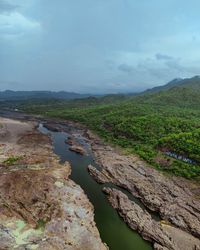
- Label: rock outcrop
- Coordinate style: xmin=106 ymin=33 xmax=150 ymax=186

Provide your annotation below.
xmin=65 ymin=136 xmax=75 ymax=146
xmin=103 ymin=187 xmax=200 ymax=250
xmin=86 ymin=133 xmax=200 ymax=249
xmin=87 ymin=165 xmax=111 ymax=184
xmin=43 ymin=122 xmax=61 ymax=132
xmin=0 ymin=118 xmax=106 ymax=250
xmin=69 ymin=145 xmax=85 ymax=155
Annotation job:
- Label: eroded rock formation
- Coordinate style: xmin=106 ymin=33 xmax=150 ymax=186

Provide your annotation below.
xmin=86 ymin=130 xmax=200 ymax=250
xmin=0 ymin=118 xmax=106 ymax=250
xmin=103 ymin=187 xmax=200 ymax=250
xmin=69 ymin=145 xmax=85 ymax=155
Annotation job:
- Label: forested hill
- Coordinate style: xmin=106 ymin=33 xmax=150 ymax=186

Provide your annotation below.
xmin=1 ymin=76 xmax=200 ymax=180
xmin=136 ymin=75 xmax=200 ymax=108
xmin=0 ymin=90 xmax=91 ymax=101
xmin=143 ymin=75 xmax=200 ymax=95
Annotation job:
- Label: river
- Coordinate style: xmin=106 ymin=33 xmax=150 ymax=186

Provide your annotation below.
xmin=38 ymin=123 xmax=152 ymax=250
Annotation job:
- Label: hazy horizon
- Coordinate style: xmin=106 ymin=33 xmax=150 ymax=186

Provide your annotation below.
xmin=0 ymin=76 xmax=181 ymax=94
xmin=1 ymin=0 xmax=200 ymax=94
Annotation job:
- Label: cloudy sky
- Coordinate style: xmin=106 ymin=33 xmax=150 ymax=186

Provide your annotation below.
xmin=0 ymin=0 xmax=200 ymax=93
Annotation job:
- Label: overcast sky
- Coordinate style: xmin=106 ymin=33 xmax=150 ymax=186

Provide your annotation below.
xmin=0 ymin=0 xmax=200 ymax=93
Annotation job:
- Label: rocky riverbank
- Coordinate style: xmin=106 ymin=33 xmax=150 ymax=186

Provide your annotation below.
xmin=0 ymin=117 xmax=107 ymax=250
xmin=19 ymin=118 xmax=200 ymax=250
xmin=86 ymin=130 xmax=200 ymax=250
xmin=1 ymin=113 xmax=200 ymax=250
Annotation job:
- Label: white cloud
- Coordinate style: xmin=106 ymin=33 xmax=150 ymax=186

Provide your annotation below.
xmin=0 ymin=11 xmax=41 ymax=38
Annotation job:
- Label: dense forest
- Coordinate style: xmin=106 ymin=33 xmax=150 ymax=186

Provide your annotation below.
xmin=2 ymin=76 xmax=200 ymax=180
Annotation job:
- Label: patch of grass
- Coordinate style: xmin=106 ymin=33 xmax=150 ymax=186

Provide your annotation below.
xmin=3 ymin=156 xmax=22 ymax=165
xmin=35 ymin=219 xmax=46 ymax=230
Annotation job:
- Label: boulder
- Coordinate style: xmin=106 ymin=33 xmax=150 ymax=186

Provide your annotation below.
xmin=69 ymin=145 xmax=85 ymax=155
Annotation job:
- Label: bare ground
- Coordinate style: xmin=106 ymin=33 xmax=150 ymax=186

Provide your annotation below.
xmin=0 ymin=117 xmax=107 ymax=250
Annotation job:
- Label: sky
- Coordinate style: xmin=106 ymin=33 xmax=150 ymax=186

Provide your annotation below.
xmin=0 ymin=0 xmax=200 ymax=94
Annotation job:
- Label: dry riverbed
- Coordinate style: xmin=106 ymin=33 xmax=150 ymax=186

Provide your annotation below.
xmin=0 ymin=117 xmax=107 ymax=250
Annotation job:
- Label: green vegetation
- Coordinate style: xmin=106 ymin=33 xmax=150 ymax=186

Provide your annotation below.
xmin=2 ymin=77 xmax=200 ymax=180
xmin=3 ymin=156 xmax=22 ymax=165
xmin=35 ymin=219 xmax=46 ymax=230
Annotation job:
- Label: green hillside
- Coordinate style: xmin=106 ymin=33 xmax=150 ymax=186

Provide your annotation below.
xmin=8 ymin=76 xmax=200 ymax=180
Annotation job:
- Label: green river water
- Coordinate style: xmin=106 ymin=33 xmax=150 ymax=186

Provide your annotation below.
xmin=39 ymin=123 xmax=152 ymax=250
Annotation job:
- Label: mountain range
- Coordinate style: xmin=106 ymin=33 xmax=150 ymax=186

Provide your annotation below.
xmin=0 ymin=75 xmax=200 ymax=101
xmin=0 ymin=90 xmax=90 ymax=101
xmin=143 ymin=75 xmax=200 ymax=94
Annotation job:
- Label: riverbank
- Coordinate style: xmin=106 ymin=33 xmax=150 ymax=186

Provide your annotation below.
xmin=85 ymin=130 xmax=200 ymax=250
xmin=1 ymin=111 xmax=200 ymax=249
xmin=0 ymin=117 xmax=107 ymax=249
xmin=39 ymin=122 xmax=152 ymax=250
xmin=41 ymin=119 xmax=200 ymax=250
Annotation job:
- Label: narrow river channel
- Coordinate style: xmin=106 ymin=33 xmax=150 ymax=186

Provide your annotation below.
xmin=39 ymin=123 xmax=152 ymax=250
